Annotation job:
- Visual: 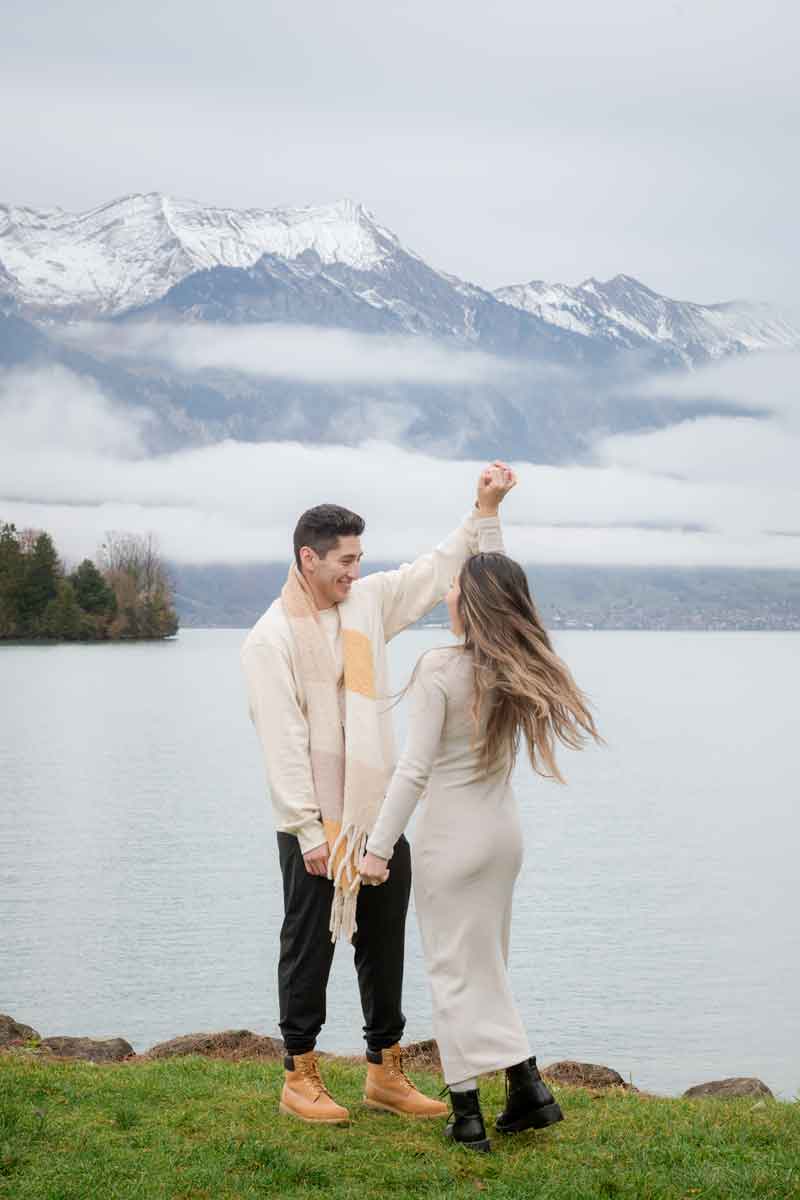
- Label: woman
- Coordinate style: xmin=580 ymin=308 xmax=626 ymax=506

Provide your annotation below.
xmin=359 ymin=550 xmax=601 ymax=1153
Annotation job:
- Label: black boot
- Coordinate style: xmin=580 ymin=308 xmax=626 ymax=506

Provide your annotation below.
xmin=495 ymin=1057 xmax=564 ymax=1135
xmin=444 ymin=1089 xmax=491 ymax=1153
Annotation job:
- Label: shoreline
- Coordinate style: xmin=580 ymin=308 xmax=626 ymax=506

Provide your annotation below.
xmin=0 ymin=1019 xmax=782 ymax=1103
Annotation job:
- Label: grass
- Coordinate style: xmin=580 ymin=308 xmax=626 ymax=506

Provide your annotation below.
xmin=0 ymin=1053 xmax=798 ymax=1200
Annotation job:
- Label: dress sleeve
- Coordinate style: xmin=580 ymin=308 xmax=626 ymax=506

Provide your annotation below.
xmin=365 ymin=655 xmax=448 ymax=860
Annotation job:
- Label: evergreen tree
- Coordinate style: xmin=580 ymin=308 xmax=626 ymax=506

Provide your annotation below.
xmin=70 ymin=559 xmax=117 ymax=616
xmin=0 ymin=522 xmax=23 ymax=636
xmin=2 ymin=523 xmax=178 ymax=641
xmin=18 ymin=532 xmax=60 ymax=633
xmin=43 ymin=580 xmax=85 ymax=640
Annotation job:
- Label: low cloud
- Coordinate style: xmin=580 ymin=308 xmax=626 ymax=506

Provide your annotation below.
xmin=60 ymin=321 xmax=521 ymax=386
xmin=0 ymin=365 xmax=148 ymax=457
xmin=2 ymin=352 xmax=799 ymax=569
xmin=645 ymin=350 xmax=800 ymax=424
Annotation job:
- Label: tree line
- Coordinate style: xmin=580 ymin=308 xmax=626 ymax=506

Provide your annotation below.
xmin=0 ymin=525 xmax=179 ymax=641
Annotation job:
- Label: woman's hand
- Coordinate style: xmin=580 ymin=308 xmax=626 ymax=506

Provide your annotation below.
xmin=476 ymin=461 xmax=517 ymax=516
xmin=359 ymin=851 xmax=390 ymax=887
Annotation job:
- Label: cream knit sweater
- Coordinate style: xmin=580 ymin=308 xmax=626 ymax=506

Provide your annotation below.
xmin=240 ymin=512 xmax=503 ymax=854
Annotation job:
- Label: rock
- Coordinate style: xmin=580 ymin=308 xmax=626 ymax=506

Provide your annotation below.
xmin=40 ymin=1036 xmax=134 ymax=1062
xmin=146 ymin=1030 xmax=284 ymax=1060
xmin=402 ymin=1039 xmax=442 ymax=1069
xmin=542 ymin=1060 xmax=630 ymax=1090
xmin=683 ymin=1077 xmax=774 ymax=1100
xmin=0 ymin=1014 xmax=42 ymax=1047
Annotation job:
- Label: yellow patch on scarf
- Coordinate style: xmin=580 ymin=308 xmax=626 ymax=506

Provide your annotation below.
xmin=342 ymin=628 xmax=376 ymax=699
xmin=323 ymin=816 xmax=348 ymax=880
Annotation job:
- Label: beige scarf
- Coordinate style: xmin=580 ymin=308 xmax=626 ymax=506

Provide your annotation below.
xmin=281 ymin=564 xmax=389 ymax=942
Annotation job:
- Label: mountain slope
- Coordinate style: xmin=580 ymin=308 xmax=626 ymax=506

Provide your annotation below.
xmin=131 ymin=248 xmax=612 ymax=367
xmin=2 ymin=193 xmax=797 ymax=368
xmin=1 ymin=192 xmax=795 ymax=467
xmin=495 ymin=274 xmax=799 ymax=365
xmin=0 ymin=195 xmax=409 ymax=318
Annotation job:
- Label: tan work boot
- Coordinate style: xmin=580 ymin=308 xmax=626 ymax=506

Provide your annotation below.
xmin=363 ymin=1044 xmax=449 ymax=1118
xmin=280 ymin=1051 xmax=349 ymax=1124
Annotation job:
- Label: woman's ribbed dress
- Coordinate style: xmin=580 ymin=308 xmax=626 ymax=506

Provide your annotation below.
xmin=366 ymin=645 xmax=531 ymax=1086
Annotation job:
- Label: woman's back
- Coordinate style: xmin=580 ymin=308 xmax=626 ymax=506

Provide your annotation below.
xmin=367 ymin=644 xmax=519 ymax=868
xmin=412 ymin=645 xmax=513 ymax=788
xmin=368 ymin=643 xmax=530 ymax=1088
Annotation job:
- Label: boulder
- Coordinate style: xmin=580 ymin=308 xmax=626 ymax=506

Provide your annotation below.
xmin=146 ymin=1029 xmax=283 ymax=1060
xmin=683 ymin=1077 xmax=774 ymax=1100
xmin=402 ymin=1039 xmax=442 ymax=1069
xmin=0 ymin=1014 xmax=42 ymax=1047
xmin=542 ymin=1060 xmax=630 ymax=1090
xmin=40 ymin=1036 xmax=134 ymax=1062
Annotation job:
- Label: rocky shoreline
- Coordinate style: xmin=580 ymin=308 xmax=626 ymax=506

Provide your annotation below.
xmin=0 ymin=1013 xmax=775 ymax=1102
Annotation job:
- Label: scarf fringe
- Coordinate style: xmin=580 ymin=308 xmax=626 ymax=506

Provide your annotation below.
xmin=328 ymin=823 xmax=368 ymax=943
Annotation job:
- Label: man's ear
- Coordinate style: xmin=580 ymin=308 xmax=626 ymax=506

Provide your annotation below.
xmin=299 ymin=546 xmax=317 ymax=573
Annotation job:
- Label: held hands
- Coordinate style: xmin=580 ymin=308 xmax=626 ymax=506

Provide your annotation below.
xmin=476 ymin=460 xmax=517 ymax=517
xmin=358 ymin=850 xmax=390 ymax=887
xmin=305 ymin=843 xmax=390 ymax=887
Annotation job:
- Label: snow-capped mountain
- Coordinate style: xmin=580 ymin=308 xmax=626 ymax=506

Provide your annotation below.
xmin=495 ymin=274 xmax=799 ymax=366
xmin=1 ymin=192 xmax=797 ymax=369
xmin=0 ymin=192 xmax=602 ymax=365
xmin=0 ymin=194 xmax=405 ymax=318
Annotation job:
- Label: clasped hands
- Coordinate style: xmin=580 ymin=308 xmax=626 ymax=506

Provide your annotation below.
xmin=476 ymin=459 xmax=517 ymax=515
xmin=302 ymin=842 xmax=389 ymax=885
xmin=358 ymin=850 xmax=390 ymax=887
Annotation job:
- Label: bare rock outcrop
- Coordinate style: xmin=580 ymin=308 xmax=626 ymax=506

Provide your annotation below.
xmin=542 ymin=1060 xmax=630 ymax=1090
xmin=402 ymin=1039 xmax=442 ymax=1069
xmin=683 ymin=1077 xmax=773 ymax=1100
xmin=146 ymin=1029 xmax=283 ymax=1060
xmin=40 ymin=1036 xmax=134 ymax=1062
xmin=0 ymin=1014 xmax=41 ymax=1047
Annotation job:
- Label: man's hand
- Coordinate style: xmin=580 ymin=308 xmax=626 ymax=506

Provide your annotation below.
xmin=303 ymin=842 xmax=330 ymax=877
xmin=358 ymin=850 xmax=390 ymax=887
xmin=476 ymin=460 xmax=517 ymax=516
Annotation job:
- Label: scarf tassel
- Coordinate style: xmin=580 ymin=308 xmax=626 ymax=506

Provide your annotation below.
xmin=328 ymin=823 xmax=368 ymax=943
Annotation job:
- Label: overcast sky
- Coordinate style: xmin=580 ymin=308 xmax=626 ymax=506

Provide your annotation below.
xmin=3 ymin=0 xmax=799 ymax=305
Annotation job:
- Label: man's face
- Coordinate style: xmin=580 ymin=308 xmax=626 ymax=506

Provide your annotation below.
xmin=303 ymin=536 xmax=363 ymax=606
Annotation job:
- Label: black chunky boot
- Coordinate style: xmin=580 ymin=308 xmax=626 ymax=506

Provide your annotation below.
xmin=444 ymin=1089 xmax=491 ymax=1153
xmin=495 ymin=1057 xmax=564 ymax=1135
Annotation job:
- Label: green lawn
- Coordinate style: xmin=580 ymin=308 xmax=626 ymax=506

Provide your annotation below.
xmin=1 ymin=1054 xmax=798 ymax=1200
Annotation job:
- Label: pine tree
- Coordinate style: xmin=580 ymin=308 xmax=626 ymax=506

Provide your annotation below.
xmin=0 ymin=522 xmax=23 ymax=637
xmin=43 ymin=580 xmax=85 ymax=640
xmin=70 ymin=559 xmax=117 ymax=616
xmin=18 ymin=532 xmax=60 ymax=634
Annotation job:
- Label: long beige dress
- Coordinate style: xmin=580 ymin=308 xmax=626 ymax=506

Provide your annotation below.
xmin=366 ymin=646 xmax=532 ymax=1085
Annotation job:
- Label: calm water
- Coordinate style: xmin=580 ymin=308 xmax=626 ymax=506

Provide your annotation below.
xmin=1 ymin=629 xmax=798 ymax=1099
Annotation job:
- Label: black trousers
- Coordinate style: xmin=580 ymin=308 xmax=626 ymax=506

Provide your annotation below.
xmin=277 ymin=832 xmax=412 ymax=1055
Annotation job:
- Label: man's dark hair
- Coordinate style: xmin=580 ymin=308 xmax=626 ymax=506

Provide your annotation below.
xmin=293 ymin=504 xmax=365 ymax=570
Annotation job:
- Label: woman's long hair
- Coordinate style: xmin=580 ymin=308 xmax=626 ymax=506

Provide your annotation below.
xmin=458 ymin=553 xmax=601 ymax=782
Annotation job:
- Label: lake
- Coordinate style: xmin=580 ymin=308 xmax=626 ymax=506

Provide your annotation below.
xmin=1 ymin=628 xmax=798 ymax=1099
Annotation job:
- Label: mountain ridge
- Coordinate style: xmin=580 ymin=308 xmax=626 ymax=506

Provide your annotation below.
xmin=1 ymin=192 xmax=796 ymax=467
xmin=1 ymin=193 xmax=797 ymax=369
xmin=494 ymin=273 xmax=799 ymax=366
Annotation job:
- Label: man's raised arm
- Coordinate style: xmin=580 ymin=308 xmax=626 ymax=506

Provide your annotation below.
xmin=358 ymin=461 xmax=516 ymax=641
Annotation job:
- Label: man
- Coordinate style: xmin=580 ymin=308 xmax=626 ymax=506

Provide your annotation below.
xmin=241 ymin=462 xmax=515 ymax=1124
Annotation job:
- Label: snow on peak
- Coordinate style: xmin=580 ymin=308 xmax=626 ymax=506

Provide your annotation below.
xmin=0 ymin=193 xmax=405 ymax=315
xmin=495 ymin=272 xmax=799 ymax=363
